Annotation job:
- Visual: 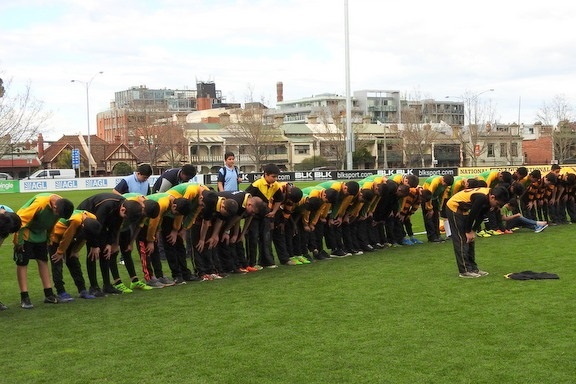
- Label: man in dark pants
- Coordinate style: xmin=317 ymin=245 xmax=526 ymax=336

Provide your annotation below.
xmin=245 ymin=164 xmax=283 ymax=268
xmin=77 ymin=193 xmax=143 ymax=296
xmin=446 ymin=186 xmax=509 ymax=278
xmin=214 ymin=191 xmax=267 ymax=273
xmin=49 ymin=210 xmax=102 ymax=300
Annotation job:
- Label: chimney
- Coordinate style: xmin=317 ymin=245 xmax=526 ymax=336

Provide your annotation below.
xmin=308 ymin=115 xmax=318 ymax=124
xmin=37 ymin=133 xmax=44 ymax=159
xmin=362 ymin=116 xmax=371 ymax=125
xmin=274 ymin=114 xmax=285 ymax=127
xmin=276 ymin=82 xmax=283 ymax=102
xmin=219 ymin=112 xmax=230 ymax=126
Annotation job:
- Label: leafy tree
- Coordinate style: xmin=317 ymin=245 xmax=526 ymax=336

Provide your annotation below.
xmin=54 ymin=149 xmax=72 ymax=169
xmin=296 ymin=155 xmax=329 ymax=171
xmin=113 ymin=162 xmax=132 ymax=176
xmin=352 ymin=146 xmax=374 ymax=169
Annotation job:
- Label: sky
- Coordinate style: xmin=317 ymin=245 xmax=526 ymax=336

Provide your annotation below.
xmin=2 ymin=0 xmax=576 ymax=140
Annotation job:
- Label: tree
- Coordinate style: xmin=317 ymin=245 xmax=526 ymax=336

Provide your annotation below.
xmin=313 ymin=107 xmax=347 ymax=169
xmin=296 ymin=155 xmax=329 ymax=171
xmin=537 ymin=95 xmax=574 ymax=163
xmin=450 ymin=90 xmax=497 ymax=166
xmin=553 ymin=120 xmax=576 ymax=163
xmin=399 ymin=103 xmax=441 ymax=167
xmin=54 ymin=149 xmax=72 ymax=169
xmin=352 ymin=146 xmax=373 ymax=169
xmin=225 ymin=106 xmax=286 ymax=171
xmin=124 ymin=104 xmax=187 ymax=170
xmin=113 ymin=162 xmax=132 ymax=176
xmin=0 ymin=77 xmax=51 ymax=158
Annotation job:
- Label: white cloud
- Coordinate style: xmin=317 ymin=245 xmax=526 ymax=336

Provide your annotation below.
xmin=1 ymin=0 xmax=576 ymax=140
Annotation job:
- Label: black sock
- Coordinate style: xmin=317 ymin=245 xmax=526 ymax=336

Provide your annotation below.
xmin=43 ymin=288 xmax=54 ymax=297
xmin=20 ymin=291 xmax=29 ymax=300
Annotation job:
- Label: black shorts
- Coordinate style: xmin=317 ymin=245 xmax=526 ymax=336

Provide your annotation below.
xmin=14 ymin=241 xmax=48 ymax=266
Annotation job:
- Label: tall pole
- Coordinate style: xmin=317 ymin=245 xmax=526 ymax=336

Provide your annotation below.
xmin=71 ymin=71 xmax=103 ymax=177
xmin=344 ymin=0 xmax=353 ymax=170
xmin=84 ymin=84 xmax=91 ymax=176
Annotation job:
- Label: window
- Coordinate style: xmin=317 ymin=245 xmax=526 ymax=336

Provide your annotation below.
xmin=294 ymin=145 xmax=309 ymax=155
xmin=511 ymin=143 xmax=518 ymax=157
xmin=500 ymin=143 xmax=507 ymax=157
xmin=487 ymin=143 xmax=495 ymax=157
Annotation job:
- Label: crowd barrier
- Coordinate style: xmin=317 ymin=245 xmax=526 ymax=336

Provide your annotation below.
xmin=0 ymin=164 xmax=557 ymax=194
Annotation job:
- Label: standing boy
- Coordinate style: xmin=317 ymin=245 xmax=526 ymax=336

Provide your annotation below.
xmin=217 ymin=152 xmax=241 ymax=192
xmin=113 ymin=163 xmax=153 ymax=196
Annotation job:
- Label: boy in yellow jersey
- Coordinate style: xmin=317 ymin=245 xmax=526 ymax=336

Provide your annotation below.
xmin=142 ymin=193 xmax=193 ymax=286
xmin=373 ymin=179 xmax=410 ymax=246
xmin=270 ymin=183 xmax=304 ymax=266
xmin=245 ymin=163 xmax=283 ymax=268
xmin=344 ymin=188 xmax=375 ymax=252
xmin=290 ymin=195 xmax=324 ymax=263
xmin=14 ymin=193 xmax=74 ymax=308
xmin=192 ymin=190 xmax=239 ymax=280
xmin=422 ymin=175 xmax=454 ymax=243
xmin=298 ymin=186 xmax=338 ymax=261
xmin=316 ymin=180 xmax=360 ymax=257
xmin=166 ymin=182 xmax=211 ymax=281
xmin=446 ymin=186 xmax=509 ymax=278
xmin=77 ymin=193 xmax=144 ymax=296
xmin=109 ymin=193 xmax=160 ymax=293
xmin=396 ymin=186 xmax=429 ymax=246
xmin=49 ymin=210 xmax=102 ymax=301
xmin=554 ymin=167 xmax=576 ymax=223
xmin=215 ymin=191 xmax=267 ymax=273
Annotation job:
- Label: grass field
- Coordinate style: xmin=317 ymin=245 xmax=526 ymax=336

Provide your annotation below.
xmin=1 ymin=187 xmax=575 ymax=383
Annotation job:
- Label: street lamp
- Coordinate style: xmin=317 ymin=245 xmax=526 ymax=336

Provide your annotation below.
xmin=344 ymin=0 xmax=353 ymax=170
xmin=71 ymin=71 xmax=103 ymax=177
xmin=445 ymin=88 xmax=494 ymax=126
xmin=446 ymin=89 xmax=494 ymax=166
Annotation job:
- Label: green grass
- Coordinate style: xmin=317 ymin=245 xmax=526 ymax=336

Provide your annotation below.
xmin=1 ymin=188 xmax=575 ymax=383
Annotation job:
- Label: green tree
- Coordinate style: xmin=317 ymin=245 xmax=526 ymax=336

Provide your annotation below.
xmin=295 ymin=155 xmax=329 ymax=171
xmin=54 ymin=149 xmax=72 ymax=168
xmin=353 ymin=147 xmax=374 ymax=169
xmin=113 ymin=162 xmax=132 ymax=176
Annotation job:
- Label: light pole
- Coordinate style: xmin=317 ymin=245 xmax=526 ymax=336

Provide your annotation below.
xmin=445 ymin=89 xmax=494 ymax=126
xmin=344 ymin=0 xmax=353 ymax=170
xmin=71 ymin=71 xmax=103 ymax=177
